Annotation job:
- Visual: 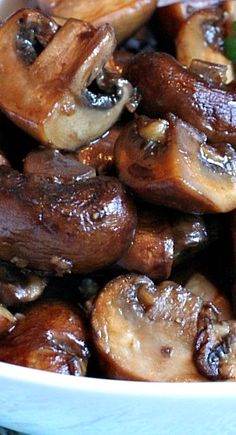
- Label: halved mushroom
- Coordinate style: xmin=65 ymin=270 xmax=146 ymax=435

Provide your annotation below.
xmin=0 ymin=262 xmax=47 ymax=306
xmin=0 ymin=305 xmax=16 ymax=336
xmin=37 ymin=0 xmax=157 ymax=44
xmin=91 ymin=274 xmax=207 ymax=381
xmin=186 ymin=273 xmax=233 ymax=320
xmin=118 ymin=207 xmax=174 ymax=281
xmin=0 ymin=166 xmax=137 ymax=274
xmin=156 ymin=0 xmax=221 ymax=38
xmin=176 ymin=8 xmax=234 ymax=83
xmin=125 ymin=52 xmax=236 ymax=146
xmin=75 ymin=124 xmax=122 ymax=174
xmin=24 ymin=148 xmax=96 ymax=182
xmin=115 ymin=114 xmax=236 ymax=213
xmin=0 ymin=300 xmax=90 ymax=375
xmin=194 ymin=313 xmax=236 ymax=380
xmin=0 ymin=9 xmax=133 ymax=151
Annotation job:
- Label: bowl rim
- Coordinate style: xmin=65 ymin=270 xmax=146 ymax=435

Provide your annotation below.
xmin=1 ymin=362 xmax=236 ymax=398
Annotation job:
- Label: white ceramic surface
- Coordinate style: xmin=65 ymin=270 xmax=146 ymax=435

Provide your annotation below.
xmin=0 ymin=1 xmax=236 ymax=434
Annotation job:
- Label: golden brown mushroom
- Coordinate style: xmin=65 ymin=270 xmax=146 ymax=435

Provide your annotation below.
xmin=0 ymin=300 xmax=90 ymax=375
xmin=0 ymin=9 xmax=133 ymax=151
xmin=115 ymin=115 xmax=236 ymax=213
xmin=91 ymin=274 xmax=207 ymax=381
xmin=37 ymin=0 xmax=157 ymax=44
xmin=175 ymin=8 xmax=234 ymax=83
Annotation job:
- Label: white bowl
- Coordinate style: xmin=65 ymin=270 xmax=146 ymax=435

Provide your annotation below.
xmin=0 ymin=1 xmax=236 ymax=434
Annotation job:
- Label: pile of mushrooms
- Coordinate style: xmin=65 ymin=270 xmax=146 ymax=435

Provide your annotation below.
xmin=0 ymin=1 xmax=236 ymax=382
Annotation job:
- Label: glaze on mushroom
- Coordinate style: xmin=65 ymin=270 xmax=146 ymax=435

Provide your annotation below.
xmin=23 ymin=148 xmax=96 ymax=182
xmin=0 ymin=305 xmax=16 ymax=336
xmin=176 ymin=8 xmax=234 ymax=83
xmin=0 ymin=166 xmax=137 ymax=274
xmin=115 ymin=115 xmax=236 ymax=213
xmin=38 ymin=0 xmax=157 ymax=44
xmin=0 ymin=9 xmax=133 ymax=150
xmin=91 ymin=274 xmax=207 ymax=381
xmin=125 ymin=52 xmax=236 ymax=146
xmin=0 ymin=300 xmax=90 ymax=375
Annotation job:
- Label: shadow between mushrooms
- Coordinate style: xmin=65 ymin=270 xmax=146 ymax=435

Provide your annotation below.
xmin=0 ymin=9 xmax=133 ymax=150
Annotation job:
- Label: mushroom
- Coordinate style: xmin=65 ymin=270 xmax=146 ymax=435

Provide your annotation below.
xmin=23 ymin=148 xmax=96 ymax=182
xmin=37 ymin=0 xmax=157 ymax=44
xmin=194 ymin=313 xmax=236 ymax=380
xmin=75 ymin=124 xmax=122 ymax=175
xmin=125 ymin=51 xmax=236 ymax=146
xmin=115 ymin=114 xmax=236 ymax=213
xmin=91 ymin=274 xmax=207 ymax=381
xmin=0 ymin=305 xmax=16 ymax=336
xmin=0 ymin=9 xmax=133 ymax=151
xmin=0 ymin=300 xmax=90 ymax=375
xmin=186 ymin=273 xmax=233 ymax=320
xmin=118 ymin=206 xmax=174 ymax=281
xmin=0 ymin=262 xmax=47 ymax=306
xmin=175 ymin=8 xmax=234 ymax=83
xmin=0 ymin=166 xmax=137 ymax=274
xmin=156 ymin=0 xmax=221 ymax=38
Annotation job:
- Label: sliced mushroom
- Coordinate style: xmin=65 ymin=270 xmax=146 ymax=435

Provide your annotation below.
xmin=0 ymin=305 xmax=16 ymax=336
xmin=186 ymin=273 xmax=233 ymax=320
xmin=0 ymin=9 xmax=133 ymax=151
xmin=38 ymin=0 xmax=157 ymax=44
xmin=156 ymin=0 xmax=221 ymax=38
xmin=0 ymin=262 xmax=47 ymax=306
xmin=0 ymin=300 xmax=90 ymax=375
xmin=75 ymin=124 xmax=122 ymax=174
xmin=118 ymin=207 xmax=174 ymax=281
xmin=0 ymin=166 xmax=137 ymax=274
xmin=115 ymin=114 xmax=236 ymax=213
xmin=194 ymin=315 xmax=236 ymax=380
xmin=176 ymin=8 xmax=234 ymax=83
xmin=125 ymin=52 xmax=236 ymax=146
xmin=24 ymin=148 xmax=96 ymax=182
xmin=91 ymin=274 xmax=207 ymax=381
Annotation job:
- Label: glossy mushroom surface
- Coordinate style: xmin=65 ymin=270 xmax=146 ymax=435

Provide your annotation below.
xmin=0 ymin=166 xmax=137 ymax=274
xmin=38 ymin=0 xmax=157 ymax=44
xmin=0 ymin=9 xmax=133 ymax=150
xmin=0 ymin=300 xmax=90 ymax=375
xmin=125 ymin=52 xmax=236 ymax=146
xmin=115 ymin=115 xmax=236 ymax=213
xmin=91 ymin=274 xmax=208 ymax=381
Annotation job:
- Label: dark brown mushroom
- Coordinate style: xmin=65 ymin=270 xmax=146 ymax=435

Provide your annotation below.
xmin=118 ymin=207 xmax=174 ymax=281
xmin=125 ymin=51 xmax=236 ymax=146
xmin=38 ymin=0 xmax=157 ymax=44
xmin=175 ymin=8 xmax=234 ymax=83
xmin=0 ymin=166 xmax=137 ymax=274
xmin=115 ymin=114 xmax=236 ymax=213
xmin=194 ymin=314 xmax=236 ymax=380
xmin=0 ymin=300 xmax=90 ymax=375
xmin=91 ymin=274 xmax=207 ymax=381
xmin=0 ymin=9 xmax=133 ymax=151
xmin=23 ymin=148 xmax=96 ymax=182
